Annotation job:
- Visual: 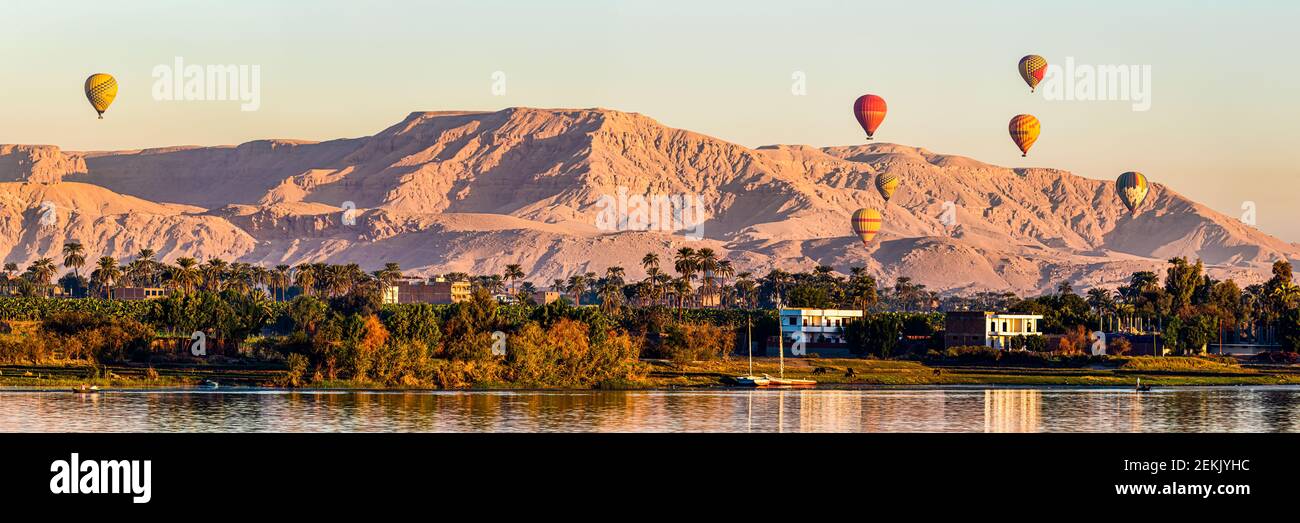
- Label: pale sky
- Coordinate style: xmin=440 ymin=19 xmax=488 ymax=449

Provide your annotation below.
xmin=3 ymin=0 xmax=1298 ymax=240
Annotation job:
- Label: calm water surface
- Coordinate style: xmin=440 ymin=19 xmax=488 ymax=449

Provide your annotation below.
xmin=4 ymin=386 xmax=1300 ymax=432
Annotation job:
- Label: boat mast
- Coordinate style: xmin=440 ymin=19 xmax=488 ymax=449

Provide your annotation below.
xmin=747 ymin=313 xmax=753 ymax=376
xmin=777 ymin=300 xmax=784 ymax=379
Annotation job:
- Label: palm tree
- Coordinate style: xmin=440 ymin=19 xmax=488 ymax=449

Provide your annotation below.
xmin=168 ymin=257 xmax=201 ymax=294
xmin=674 ymin=247 xmax=697 ymax=306
xmin=735 ymin=272 xmax=757 ymax=308
xmin=1086 ymin=287 xmax=1115 ymax=328
xmin=763 ymin=269 xmax=793 ymax=306
xmin=1270 ymin=283 xmax=1300 ymax=312
xmin=504 ymin=264 xmax=524 ymax=298
xmin=640 ymin=253 xmax=661 ymax=306
xmin=1 ymin=262 xmax=16 ymax=294
xmin=124 ymin=259 xmax=149 ymax=287
xmin=134 ymin=248 xmax=158 ymax=286
xmin=252 ymin=265 xmax=272 ymax=297
xmin=225 ymin=263 xmax=251 ymax=293
xmin=93 ymin=256 xmax=121 ymax=299
xmin=344 ymin=263 xmax=366 ymax=292
xmin=273 ymin=264 xmax=291 ymax=301
xmin=695 ymin=248 xmax=719 ymax=307
xmin=294 ymin=264 xmax=317 ymax=296
xmin=62 ymin=242 xmax=86 ymax=281
xmin=28 ymin=258 xmax=58 ymax=297
xmin=323 ymin=264 xmax=351 ymax=297
xmin=893 ymin=277 xmax=918 ymax=311
xmin=566 ymin=273 xmax=590 ymax=305
xmin=202 ymin=258 xmax=228 ymax=292
xmin=598 ymin=268 xmax=625 ymax=313
xmin=1057 ymin=280 xmax=1075 ymax=296
xmin=643 ymin=267 xmax=663 ymax=306
xmin=672 ymin=277 xmax=691 ymax=317
xmin=641 ymin=253 xmax=659 ymax=274
xmin=716 ymin=260 xmax=735 ymax=306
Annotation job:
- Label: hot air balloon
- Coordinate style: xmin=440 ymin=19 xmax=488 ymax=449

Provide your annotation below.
xmin=1116 ymin=171 xmax=1150 ymax=214
xmin=1018 ymin=55 xmax=1047 ymax=92
xmin=850 ymin=208 xmax=883 ymax=245
xmin=1008 ymin=114 xmax=1040 ymax=157
xmin=875 ymin=173 xmax=900 ymax=203
xmin=852 ymin=94 xmax=887 ymax=140
xmin=84 ymin=73 xmax=118 ymax=119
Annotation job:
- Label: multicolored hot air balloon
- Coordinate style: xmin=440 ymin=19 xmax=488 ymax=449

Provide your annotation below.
xmin=1008 ymin=114 xmax=1040 ymax=157
xmin=850 ymin=208 xmax=883 ymax=245
xmin=1116 ymin=171 xmax=1150 ymax=214
xmin=84 ymin=73 xmax=118 ymax=119
xmin=852 ymin=94 xmax=887 ymax=140
xmin=1018 ymin=55 xmax=1047 ymax=92
xmin=875 ymin=173 xmax=900 ymax=203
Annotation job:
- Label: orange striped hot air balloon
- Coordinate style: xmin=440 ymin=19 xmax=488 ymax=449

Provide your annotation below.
xmin=1018 ymin=55 xmax=1048 ymax=92
xmin=1008 ymin=114 xmax=1040 ymax=157
xmin=852 ymin=94 xmax=887 ymax=140
xmin=875 ymin=173 xmax=900 ymax=203
xmin=1116 ymin=171 xmax=1150 ymax=214
xmin=850 ymin=208 xmax=883 ymax=245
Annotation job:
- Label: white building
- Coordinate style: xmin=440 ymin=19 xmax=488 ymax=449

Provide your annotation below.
xmin=944 ymin=311 xmax=1043 ymax=349
xmin=778 ymin=308 xmax=864 ymax=345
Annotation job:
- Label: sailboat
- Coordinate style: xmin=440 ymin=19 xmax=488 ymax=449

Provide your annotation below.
xmin=734 ymin=303 xmax=815 ymax=388
xmin=733 ymin=313 xmax=771 ymax=387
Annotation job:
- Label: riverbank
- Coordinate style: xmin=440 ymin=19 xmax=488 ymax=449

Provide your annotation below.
xmin=4 ymin=356 xmax=1299 ymax=389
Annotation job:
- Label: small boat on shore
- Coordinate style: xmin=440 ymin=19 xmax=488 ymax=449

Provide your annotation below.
xmin=764 ymin=375 xmax=817 ymax=388
xmin=733 ymin=375 xmax=771 ymax=387
xmin=72 ymin=384 xmax=100 ymax=394
xmin=199 ymin=380 xmax=220 ymax=389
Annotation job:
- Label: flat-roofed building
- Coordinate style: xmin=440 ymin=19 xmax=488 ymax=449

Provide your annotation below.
xmin=779 ymin=308 xmax=865 ymax=345
xmin=384 ymin=279 xmax=472 ymax=304
xmin=116 ymin=287 xmax=169 ymax=300
xmin=944 ymin=311 xmax=1043 ymax=349
xmin=532 ymin=291 xmax=561 ymax=305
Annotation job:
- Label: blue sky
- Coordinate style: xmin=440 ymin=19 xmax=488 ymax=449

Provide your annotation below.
xmin=3 ymin=0 xmax=1298 ymax=240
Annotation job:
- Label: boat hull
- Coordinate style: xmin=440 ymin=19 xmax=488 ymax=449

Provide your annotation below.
xmin=733 ymin=376 xmax=772 ymax=387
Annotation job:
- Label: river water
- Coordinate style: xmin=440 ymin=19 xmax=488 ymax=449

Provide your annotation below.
xmin=5 ymin=386 xmax=1300 ymax=432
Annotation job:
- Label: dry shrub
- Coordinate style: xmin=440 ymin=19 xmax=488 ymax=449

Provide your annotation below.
xmin=659 ymin=322 xmax=735 ymax=363
xmin=1056 ymin=325 xmax=1090 ymax=355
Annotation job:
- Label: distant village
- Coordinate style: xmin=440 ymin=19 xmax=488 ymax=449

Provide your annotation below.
xmin=1 ymin=243 xmax=1292 ymax=360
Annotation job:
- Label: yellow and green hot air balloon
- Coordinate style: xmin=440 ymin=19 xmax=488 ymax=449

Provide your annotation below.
xmin=850 ymin=208 xmax=883 ymax=245
xmin=1116 ymin=171 xmax=1150 ymax=214
xmin=1018 ymin=55 xmax=1048 ymax=92
xmin=84 ymin=73 xmax=118 ymax=119
xmin=875 ymin=173 xmax=900 ymax=203
xmin=1008 ymin=114 xmax=1040 ymax=157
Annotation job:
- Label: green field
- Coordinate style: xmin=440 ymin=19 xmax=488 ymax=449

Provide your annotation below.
xmin=5 ymin=355 xmax=1298 ymax=390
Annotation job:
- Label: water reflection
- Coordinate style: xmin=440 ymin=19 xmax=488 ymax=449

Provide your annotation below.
xmin=984 ymin=390 xmax=1040 ymax=433
xmin=4 ymin=387 xmax=1300 ymax=433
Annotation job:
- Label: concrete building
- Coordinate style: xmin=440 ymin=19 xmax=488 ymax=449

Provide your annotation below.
xmin=116 ymin=287 xmax=169 ymax=300
xmin=532 ymin=291 xmax=561 ymax=305
xmin=944 ymin=311 xmax=1043 ymax=349
xmin=383 ymin=279 xmax=472 ymax=304
xmin=764 ymin=308 xmax=866 ymax=357
xmin=781 ymin=308 xmax=864 ymax=343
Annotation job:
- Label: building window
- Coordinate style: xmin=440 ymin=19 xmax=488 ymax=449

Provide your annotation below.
xmin=789 ymin=317 xmax=797 ymax=326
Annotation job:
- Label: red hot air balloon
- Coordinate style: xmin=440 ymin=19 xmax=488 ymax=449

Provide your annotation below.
xmin=851 ymin=208 xmax=883 ymax=245
xmin=852 ymin=94 xmax=887 ymax=140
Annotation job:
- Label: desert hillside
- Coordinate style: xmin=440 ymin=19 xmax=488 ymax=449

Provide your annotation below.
xmin=1 ymin=107 xmax=1294 ymax=294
